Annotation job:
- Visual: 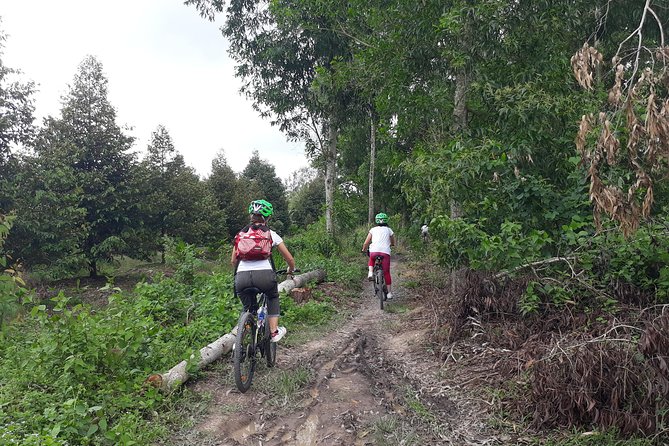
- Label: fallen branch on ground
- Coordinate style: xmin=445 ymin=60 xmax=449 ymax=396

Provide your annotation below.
xmin=492 ymin=257 xmax=577 ymax=279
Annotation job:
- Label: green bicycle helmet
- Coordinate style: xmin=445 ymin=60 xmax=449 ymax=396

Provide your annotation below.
xmin=249 ymin=199 xmax=273 ymax=218
xmin=375 ymin=212 xmax=388 ymax=224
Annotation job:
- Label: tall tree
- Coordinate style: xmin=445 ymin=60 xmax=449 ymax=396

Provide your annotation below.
xmin=187 ymin=0 xmax=354 ymax=235
xmin=288 ymin=173 xmax=325 ymax=228
xmin=207 ymin=150 xmax=261 ymax=239
xmin=141 ymin=125 xmax=178 ymax=262
xmin=36 ymin=56 xmax=136 ymax=277
xmin=0 ymin=26 xmax=35 ymax=213
xmin=242 ymin=150 xmax=289 ymax=233
xmin=141 ymin=126 xmax=227 ymax=257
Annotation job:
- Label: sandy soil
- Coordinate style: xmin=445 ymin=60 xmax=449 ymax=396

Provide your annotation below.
xmin=166 ymin=255 xmax=499 ymax=446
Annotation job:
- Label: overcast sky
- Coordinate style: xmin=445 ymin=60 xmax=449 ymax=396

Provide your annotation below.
xmin=1 ymin=0 xmax=309 ymax=180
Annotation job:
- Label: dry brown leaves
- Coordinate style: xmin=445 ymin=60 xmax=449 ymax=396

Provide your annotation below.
xmin=426 ymin=266 xmax=669 ymax=437
xmin=574 ymin=46 xmax=669 ymax=237
xmin=529 ymin=312 xmax=669 ymax=436
xmin=571 ymin=43 xmax=603 ymax=91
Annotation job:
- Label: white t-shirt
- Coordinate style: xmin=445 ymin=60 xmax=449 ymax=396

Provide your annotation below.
xmin=237 ymin=229 xmax=283 ymax=272
xmin=368 ymin=226 xmax=394 ymax=255
xmin=421 ymin=225 xmax=429 ymax=235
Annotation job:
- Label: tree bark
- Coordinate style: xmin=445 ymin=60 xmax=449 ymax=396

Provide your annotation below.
xmin=368 ymin=106 xmax=376 ymax=226
xmin=324 ymin=120 xmax=337 ymax=235
xmin=147 ymin=269 xmax=327 ymax=391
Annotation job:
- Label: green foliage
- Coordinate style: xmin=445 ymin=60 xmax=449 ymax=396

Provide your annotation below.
xmin=283 ymin=219 xmax=338 ymax=259
xmin=0 ymin=244 xmax=240 ymax=445
xmin=288 ymin=171 xmax=324 ymax=229
xmin=280 ymin=295 xmax=335 ymax=327
xmin=0 ymin=214 xmax=24 ymax=329
xmin=430 ymin=218 xmax=552 ymax=271
xmin=0 ymin=27 xmax=35 ymax=166
xmin=561 ymin=215 xmax=669 ymax=303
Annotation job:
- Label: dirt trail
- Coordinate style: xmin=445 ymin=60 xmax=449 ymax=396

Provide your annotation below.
xmin=168 ymin=255 xmax=495 ymax=446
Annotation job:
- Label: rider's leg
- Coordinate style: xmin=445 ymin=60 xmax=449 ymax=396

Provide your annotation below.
xmin=234 ymin=271 xmax=255 ymax=311
xmin=380 ymin=254 xmax=391 ymax=286
xmin=253 ymin=269 xmax=286 ymax=341
xmin=380 ymin=254 xmax=393 ymax=298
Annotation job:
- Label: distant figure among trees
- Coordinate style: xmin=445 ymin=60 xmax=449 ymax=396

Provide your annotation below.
xmin=421 ymin=224 xmax=429 ymax=244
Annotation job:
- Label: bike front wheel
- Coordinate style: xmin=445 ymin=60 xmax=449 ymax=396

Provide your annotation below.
xmin=233 ymin=311 xmax=256 ymax=392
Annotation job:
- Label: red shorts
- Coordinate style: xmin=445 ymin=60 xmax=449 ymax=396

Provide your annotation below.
xmin=368 ymin=252 xmax=391 ymax=285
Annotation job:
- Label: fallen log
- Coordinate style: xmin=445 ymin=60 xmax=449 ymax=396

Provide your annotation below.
xmin=147 ymin=269 xmax=326 ymax=391
xmin=278 ymin=268 xmax=327 ymax=293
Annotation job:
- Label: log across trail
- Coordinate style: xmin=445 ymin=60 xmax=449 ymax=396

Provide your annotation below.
xmin=147 ymin=269 xmax=327 ymax=391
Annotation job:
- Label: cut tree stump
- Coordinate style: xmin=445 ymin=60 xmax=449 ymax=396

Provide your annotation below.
xmin=290 ymin=287 xmax=313 ymax=304
xmin=147 ymin=269 xmax=326 ymax=391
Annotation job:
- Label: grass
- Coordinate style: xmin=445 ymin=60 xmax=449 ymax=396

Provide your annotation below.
xmin=384 ymin=302 xmax=410 ymax=314
xmin=368 ymin=415 xmax=422 ymax=446
xmin=255 ymin=366 xmax=314 ymax=410
xmin=533 ymin=431 xmax=659 ymax=446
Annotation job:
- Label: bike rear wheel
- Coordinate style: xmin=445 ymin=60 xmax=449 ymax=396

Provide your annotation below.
xmin=374 ymin=268 xmax=385 ymax=310
xmin=263 ymin=320 xmax=277 ymax=367
xmin=233 ymin=311 xmax=256 ymax=392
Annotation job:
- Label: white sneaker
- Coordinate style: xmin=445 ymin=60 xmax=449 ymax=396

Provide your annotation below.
xmin=271 ymin=326 xmax=287 ymax=343
xmin=367 ymin=273 xmax=373 ymax=281
xmin=386 ymin=292 xmax=393 ymax=300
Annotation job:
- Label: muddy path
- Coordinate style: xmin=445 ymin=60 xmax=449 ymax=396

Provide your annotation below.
xmin=167 ymin=255 xmax=497 ymax=446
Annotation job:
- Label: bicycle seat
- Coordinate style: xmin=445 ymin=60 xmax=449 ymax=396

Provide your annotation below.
xmin=240 ymin=287 xmax=262 ymax=295
xmin=375 ymin=255 xmax=385 ymax=261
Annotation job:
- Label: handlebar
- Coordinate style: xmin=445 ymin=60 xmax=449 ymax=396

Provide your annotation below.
xmin=276 ymin=269 xmax=300 ymax=275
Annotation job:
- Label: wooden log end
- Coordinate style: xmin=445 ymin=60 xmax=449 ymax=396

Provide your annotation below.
xmin=144 ymin=373 xmax=164 ymax=389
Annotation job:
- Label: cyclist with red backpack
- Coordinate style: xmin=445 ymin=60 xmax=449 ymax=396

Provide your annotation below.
xmin=230 ymin=199 xmax=295 ymax=343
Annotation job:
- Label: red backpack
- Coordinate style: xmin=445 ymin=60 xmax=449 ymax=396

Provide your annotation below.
xmin=234 ymin=224 xmax=273 ymax=261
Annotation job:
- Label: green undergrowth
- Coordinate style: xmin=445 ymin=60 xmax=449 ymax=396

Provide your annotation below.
xmin=0 ymin=261 xmax=240 ymax=445
xmin=0 ymin=227 xmax=360 ymax=445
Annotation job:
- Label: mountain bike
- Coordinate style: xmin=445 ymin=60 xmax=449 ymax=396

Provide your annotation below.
xmin=232 ymin=269 xmax=296 ymax=393
xmin=372 ymin=254 xmax=388 ymax=310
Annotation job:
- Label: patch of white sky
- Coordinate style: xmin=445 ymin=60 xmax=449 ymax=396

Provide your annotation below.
xmin=1 ymin=0 xmax=309 ymax=180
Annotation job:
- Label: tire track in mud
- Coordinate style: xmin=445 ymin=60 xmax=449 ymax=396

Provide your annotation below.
xmin=168 ymin=256 xmax=494 ymax=446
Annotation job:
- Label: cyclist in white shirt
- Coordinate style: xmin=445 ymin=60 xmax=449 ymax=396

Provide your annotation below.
xmin=361 ymin=213 xmax=396 ymax=299
xmin=421 ymin=224 xmax=429 ymax=243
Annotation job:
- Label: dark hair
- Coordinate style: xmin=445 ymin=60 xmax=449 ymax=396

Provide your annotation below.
xmin=250 ymin=214 xmax=266 ymax=224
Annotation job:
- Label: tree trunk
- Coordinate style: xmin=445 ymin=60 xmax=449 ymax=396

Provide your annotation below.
xmin=324 ymin=120 xmax=337 ymax=235
xmin=368 ymin=107 xmax=376 ymax=226
xmin=89 ymin=260 xmax=97 ymax=278
xmin=452 ymin=69 xmax=468 ymax=134
xmin=160 ymin=225 xmax=166 ymax=264
xmin=147 ymin=269 xmax=327 ymax=391
xmin=449 ymin=17 xmax=472 ymax=294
